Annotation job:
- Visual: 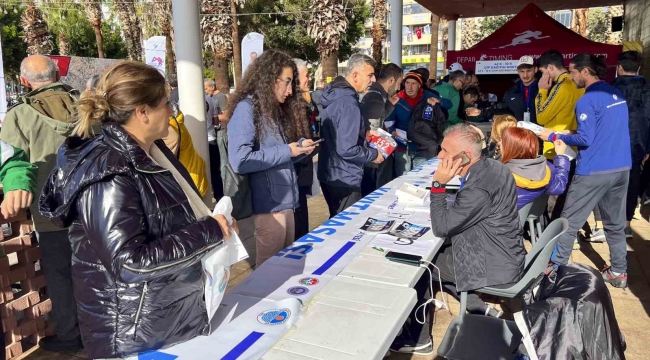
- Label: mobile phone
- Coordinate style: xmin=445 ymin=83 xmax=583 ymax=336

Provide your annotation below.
xmin=452 ymin=151 xmax=471 ymax=166
xmin=386 ymin=251 xmax=423 ymax=266
xmin=312 ymin=138 xmax=325 ymax=145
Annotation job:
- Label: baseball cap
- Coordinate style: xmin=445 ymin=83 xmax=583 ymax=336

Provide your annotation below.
xmin=449 ymin=62 xmax=465 ymax=74
xmin=517 ymin=56 xmax=535 ymax=68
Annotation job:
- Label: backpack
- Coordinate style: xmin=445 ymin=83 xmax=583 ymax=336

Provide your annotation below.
xmin=15 ymin=84 xmax=78 ymax=123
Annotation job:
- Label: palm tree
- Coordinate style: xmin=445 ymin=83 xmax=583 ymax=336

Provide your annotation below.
xmin=83 ymin=0 xmax=104 ymax=58
xmin=371 ymin=0 xmax=386 ymax=64
xmin=441 ymin=18 xmax=448 ymax=75
xmin=308 ymin=0 xmax=348 ymax=80
xmin=153 ymin=0 xmax=176 ymax=74
xmin=231 ymin=0 xmax=243 ymax=84
xmin=429 ymin=14 xmax=440 ymax=81
xmin=21 ymin=1 xmax=53 ymax=55
xmin=201 ymin=0 xmax=232 ymax=90
xmin=572 ymin=8 xmax=589 ymax=37
xmin=115 ymin=0 xmax=142 ymax=60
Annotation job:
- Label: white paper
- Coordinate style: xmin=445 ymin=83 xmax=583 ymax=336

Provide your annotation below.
xmin=370 ymin=234 xmax=437 ymax=258
xmin=396 ymin=129 xmax=408 ymax=140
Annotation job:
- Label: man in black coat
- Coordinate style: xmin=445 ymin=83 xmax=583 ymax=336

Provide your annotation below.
xmin=612 ymin=51 xmax=650 ymax=236
xmin=501 ymin=56 xmax=540 ymax=123
xmin=391 ymin=124 xmax=525 ymax=355
xmin=360 ymin=63 xmax=403 ymax=195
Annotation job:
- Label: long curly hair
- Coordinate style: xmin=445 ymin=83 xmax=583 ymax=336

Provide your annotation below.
xmin=227 ymin=49 xmax=309 ymax=142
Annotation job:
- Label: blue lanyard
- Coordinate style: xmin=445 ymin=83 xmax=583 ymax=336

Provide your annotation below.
xmin=520 ymin=83 xmax=532 ymax=111
xmin=460 ymin=175 xmax=466 ymax=189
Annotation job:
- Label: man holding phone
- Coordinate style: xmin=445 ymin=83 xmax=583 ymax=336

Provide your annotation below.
xmin=393 ymin=124 xmax=525 ymax=354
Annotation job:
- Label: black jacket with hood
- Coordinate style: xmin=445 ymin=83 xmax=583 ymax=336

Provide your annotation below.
xmin=317 ymin=77 xmax=379 ymax=188
xmin=407 ymin=101 xmax=447 ymax=158
xmin=39 ymin=124 xmax=224 ymax=359
xmin=430 ymin=158 xmax=525 ymax=291
xmin=612 ymin=75 xmax=650 ymax=163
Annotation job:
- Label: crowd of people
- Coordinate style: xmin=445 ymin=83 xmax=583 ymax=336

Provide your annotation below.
xmin=0 ymin=46 xmax=647 ymax=358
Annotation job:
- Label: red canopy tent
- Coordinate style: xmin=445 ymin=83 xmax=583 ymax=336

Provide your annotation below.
xmin=447 ymin=3 xmax=622 ymax=72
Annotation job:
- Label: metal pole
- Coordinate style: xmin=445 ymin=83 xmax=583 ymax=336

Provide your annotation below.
xmin=448 ymin=19 xmax=457 ymax=51
xmin=390 ymin=0 xmax=403 ymax=66
xmin=171 ymin=0 xmax=212 ymax=203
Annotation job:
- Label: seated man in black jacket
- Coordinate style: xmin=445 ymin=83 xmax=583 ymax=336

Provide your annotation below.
xmin=431 ymin=124 xmax=525 ymax=313
xmin=391 ymin=124 xmax=525 ymax=355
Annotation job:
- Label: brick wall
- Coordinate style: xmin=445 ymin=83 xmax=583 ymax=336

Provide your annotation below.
xmin=625 ymin=0 xmax=650 ymax=77
xmin=1 ymin=211 xmax=55 ymax=360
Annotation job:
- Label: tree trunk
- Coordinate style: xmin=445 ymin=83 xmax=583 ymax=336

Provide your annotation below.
xmin=429 ymin=14 xmax=440 ymax=82
xmin=230 ymin=0 xmax=242 ymax=85
xmin=572 ymin=8 xmax=589 ymax=37
xmin=58 ymin=33 xmax=69 ymax=56
xmin=166 ymin=34 xmax=176 ymax=75
xmin=321 ymin=50 xmax=339 ymax=82
xmin=214 ymin=54 xmax=230 ymax=91
xmin=371 ymin=0 xmax=386 ymax=64
xmin=92 ymin=19 xmax=105 ymax=58
xmin=441 ymin=19 xmax=448 ymax=75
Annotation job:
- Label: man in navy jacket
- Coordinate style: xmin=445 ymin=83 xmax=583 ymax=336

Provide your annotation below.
xmin=318 ymin=54 xmax=384 ymax=217
xmin=541 ymin=54 xmax=631 ymax=288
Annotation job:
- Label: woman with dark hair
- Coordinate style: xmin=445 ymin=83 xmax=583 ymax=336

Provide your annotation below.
xmin=500 ymin=127 xmax=570 ymax=209
xmin=38 ymin=61 xmax=235 ymax=358
xmin=227 ymin=49 xmax=316 ymax=267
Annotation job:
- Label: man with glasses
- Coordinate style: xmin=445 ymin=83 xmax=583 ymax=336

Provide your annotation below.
xmin=434 ymin=70 xmax=467 ymax=128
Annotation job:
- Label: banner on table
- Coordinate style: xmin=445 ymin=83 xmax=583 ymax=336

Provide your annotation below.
xmin=475 ymin=60 xmax=519 ymax=75
xmin=145 ymin=36 xmax=167 ymax=75
xmin=242 ymin=32 xmax=264 ymax=75
xmin=125 ymin=159 xmax=441 ymax=360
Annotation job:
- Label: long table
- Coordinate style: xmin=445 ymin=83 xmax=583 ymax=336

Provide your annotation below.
xmin=125 ymin=159 xmax=443 ymax=360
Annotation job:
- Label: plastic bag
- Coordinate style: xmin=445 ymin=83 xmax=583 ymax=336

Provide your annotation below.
xmin=201 ymin=197 xmax=249 ymax=322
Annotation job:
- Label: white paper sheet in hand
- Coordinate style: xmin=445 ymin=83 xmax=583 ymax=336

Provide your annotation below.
xmin=202 ymin=197 xmax=249 ymax=322
xmin=370 ymin=234 xmax=437 ymax=257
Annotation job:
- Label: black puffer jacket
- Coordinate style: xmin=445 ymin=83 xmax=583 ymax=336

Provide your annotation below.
xmin=612 ymin=75 xmax=650 ymax=163
xmin=39 ymin=124 xmax=224 ymax=359
xmin=430 ymin=158 xmax=525 ymax=291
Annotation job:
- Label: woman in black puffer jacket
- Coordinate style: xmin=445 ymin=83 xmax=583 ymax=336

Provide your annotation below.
xmin=39 ymin=61 xmax=234 ymax=359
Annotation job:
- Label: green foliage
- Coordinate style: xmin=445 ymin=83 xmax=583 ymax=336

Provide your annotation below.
xmin=586 ymin=8 xmax=610 ymax=43
xmin=237 ymin=0 xmax=369 ymax=63
xmin=0 ymin=6 xmax=28 ymax=78
xmin=44 ymin=7 xmax=127 ymax=59
xmin=472 ymin=15 xmax=513 ymax=44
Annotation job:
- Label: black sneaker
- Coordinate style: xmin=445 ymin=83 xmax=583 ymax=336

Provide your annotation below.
xmin=601 ymin=266 xmax=628 ymax=289
xmin=390 ymin=336 xmax=434 ymax=355
xmin=39 ymin=335 xmax=83 ymax=352
xmin=624 ymin=227 xmax=633 ymax=239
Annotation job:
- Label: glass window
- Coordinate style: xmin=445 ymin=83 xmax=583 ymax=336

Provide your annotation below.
xmin=403 ymin=4 xmax=429 ymax=14
xmin=555 ymin=10 xmax=572 ymax=28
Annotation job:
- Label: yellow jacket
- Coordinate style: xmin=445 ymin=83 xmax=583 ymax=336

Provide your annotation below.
xmin=535 ymin=73 xmax=584 ymax=159
xmin=165 ymin=112 xmax=209 ymax=197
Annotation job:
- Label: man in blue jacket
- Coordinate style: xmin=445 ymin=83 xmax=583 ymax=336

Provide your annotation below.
xmin=541 ymin=54 xmax=631 ymax=288
xmin=386 ymin=71 xmax=452 ymax=176
xmin=318 ymin=54 xmax=384 ymax=218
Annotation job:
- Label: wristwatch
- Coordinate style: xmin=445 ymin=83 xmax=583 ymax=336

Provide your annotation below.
xmin=432 ymin=181 xmax=445 ymax=189
xmin=431 ymin=181 xmax=446 ymax=194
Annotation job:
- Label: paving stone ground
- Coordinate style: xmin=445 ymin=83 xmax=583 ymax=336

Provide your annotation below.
xmin=25 ymin=195 xmax=650 ymax=360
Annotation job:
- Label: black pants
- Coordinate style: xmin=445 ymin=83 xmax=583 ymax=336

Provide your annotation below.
xmin=408 ymin=244 xmax=486 ymax=344
xmin=209 ymin=141 xmax=224 ymax=201
xmin=626 ymin=161 xmax=642 ymax=221
xmin=294 ymin=186 xmax=310 ymax=240
xmin=320 ymin=183 xmax=362 ymax=218
xmin=37 ymin=230 xmax=79 ymax=341
xmin=361 ymin=167 xmax=377 ymax=197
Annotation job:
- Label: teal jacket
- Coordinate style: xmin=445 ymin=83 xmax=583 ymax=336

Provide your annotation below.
xmin=434 ymin=82 xmax=462 ymax=128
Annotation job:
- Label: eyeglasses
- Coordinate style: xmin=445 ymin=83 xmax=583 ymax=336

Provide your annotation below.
xmin=276 ymin=78 xmax=293 ymax=87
